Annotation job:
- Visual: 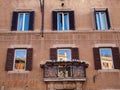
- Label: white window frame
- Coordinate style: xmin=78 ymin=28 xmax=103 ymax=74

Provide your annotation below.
xmin=13 ymin=49 xmax=27 ymax=71
xmin=99 ymin=48 xmax=114 ymax=69
xmin=57 ymin=49 xmax=71 ymax=61
xmin=57 ymin=12 xmax=69 ymax=31
xmin=17 ymin=13 xmax=30 ymax=31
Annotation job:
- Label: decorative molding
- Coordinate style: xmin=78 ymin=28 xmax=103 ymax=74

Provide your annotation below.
xmin=10 ymin=45 xmax=32 ymax=48
xmin=95 ymin=44 xmax=116 ymax=47
xmin=53 ymin=44 xmax=76 ymax=48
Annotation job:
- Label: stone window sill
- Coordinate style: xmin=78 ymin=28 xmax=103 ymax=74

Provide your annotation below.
xmin=8 ymin=70 xmax=29 ymax=74
xmin=98 ymin=69 xmax=119 ymax=73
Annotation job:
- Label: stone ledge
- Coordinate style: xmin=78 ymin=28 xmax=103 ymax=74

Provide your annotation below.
xmin=43 ymin=78 xmax=86 ymax=82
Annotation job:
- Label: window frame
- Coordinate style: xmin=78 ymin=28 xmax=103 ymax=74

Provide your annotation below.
xmin=99 ymin=48 xmax=114 ymax=69
xmin=17 ymin=13 xmax=30 ymax=31
xmin=57 ymin=49 xmax=71 ymax=61
xmin=52 ymin=10 xmax=75 ymax=31
xmin=57 ymin=12 xmax=70 ymax=31
xmin=11 ymin=11 xmax=34 ymax=31
xmin=96 ymin=11 xmax=108 ymax=30
xmin=13 ymin=49 xmax=27 ymax=71
xmin=93 ymin=47 xmax=120 ymax=70
xmin=94 ymin=9 xmax=111 ymax=30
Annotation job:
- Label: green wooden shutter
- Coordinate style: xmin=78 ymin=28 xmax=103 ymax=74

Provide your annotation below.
xmin=112 ymin=47 xmax=120 ymax=69
xmin=52 ymin=11 xmax=57 ymax=30
xmin=69 ymin=11 xmax=75 ymax=30
xmin=5 ymin=48 xmax=15 ymax=71
xmin=71 ymin=48 xmax=79 ymax=60
xmin=50 ymin=48 xmax=57 ymax=60
xmin=29 ymin=11 xmax=34 ymax=31
xmin=11 ymin=12 xmax=18 ymax=31
xmin=26 ymin=48 xmax=33 ymax=71
xmin=93 ymin=48 xmax=101 ymax=70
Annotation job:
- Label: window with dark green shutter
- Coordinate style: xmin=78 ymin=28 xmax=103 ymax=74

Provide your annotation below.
xmin=5 ymin=48 xmax=33 ymax=71
xmin=93 ymin=47 xmax=120 ymax=70
xmin=50 ymin=48 xmax=79 ymax=61
xmin=94 ymin=8 xmax=111 ymax=30
xmin=11 ymin=11 xmax=34 ymax=31
xmin=52 ymin=11 xmax=75 ymax=31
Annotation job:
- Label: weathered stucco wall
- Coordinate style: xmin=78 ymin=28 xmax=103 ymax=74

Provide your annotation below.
xmin=0 ymin=0 xmax=120 ymax=90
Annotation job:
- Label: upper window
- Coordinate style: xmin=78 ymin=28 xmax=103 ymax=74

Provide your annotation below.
xmin=57 ymin=13 xmax=69 ymax=31
xmin=17 ymin=13 xmax=30 ymax=31
xmin=57 ymin=49 xmax=71 ymax=61
xmin=93 ymin=47 xmax=120 ymax=70
xmin=5 ymin=48 xmax=33 ymax=71
xmin=94 ymin=9 xmax=111 ymax=30
xmin=52 ymin=11 xmax=75 ymax=31
xmin=11 ymin=11 xmax=34 ymax=31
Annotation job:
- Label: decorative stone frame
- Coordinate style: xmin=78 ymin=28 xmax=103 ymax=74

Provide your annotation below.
xmin=47 ymin=82 xmax=83 ymax=90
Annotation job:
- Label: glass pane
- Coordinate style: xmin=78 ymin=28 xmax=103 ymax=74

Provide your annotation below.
xmin=101 ymin=12 xmax=108 ymax=30
xmin=58 ymin=49 xmax=71 ymax=61
xmin=17 ymin=13 xmax=23 ymax=31
xmin=96 ymin=12 xmax=108 ymax=30
xmin=57 ymin=13 xmax=62 ymax=30
xmin=96 ymin=13 xmax=101 ymax=30
xmin=100 ymin=48 xmax=114 ymax=69
xmin=24 ymin=13 xmax=30 ymax=31
xmin=64 ymin=14 xmax=69 ymax=30
xmin=15 ymin=49 xmax=27 ymax=70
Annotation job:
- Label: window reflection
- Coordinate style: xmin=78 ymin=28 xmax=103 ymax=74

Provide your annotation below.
xmin=58 ymin=49 xmax=71 ymax=61
xmin=14 ymin=49 xmax=27 ymax=70
xmin=100 ymin=48 xmax=114 ymax=69
xmin=17 ymin=13 xmax=30 ymax=31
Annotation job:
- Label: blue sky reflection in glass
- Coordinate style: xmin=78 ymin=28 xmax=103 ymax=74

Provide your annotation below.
xmin=15 ymin=49 xmax=27 ymax=61
xmin=17 ymin=13 xmax=30 ymax=31
xmin=58 ymin=49 xmax=71 ymax=61
xmin=100 ymin=48 xmax=113 ymax=69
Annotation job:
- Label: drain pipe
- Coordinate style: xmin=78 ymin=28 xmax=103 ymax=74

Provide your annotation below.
xmin=39 ymin=0 xmax=44 ymax=37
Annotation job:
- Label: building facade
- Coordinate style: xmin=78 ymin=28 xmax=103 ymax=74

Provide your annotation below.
xmin=0 ymin=0 xmax=120 ymax=90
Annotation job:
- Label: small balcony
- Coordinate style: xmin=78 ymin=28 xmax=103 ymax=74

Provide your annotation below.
xmin=40 ymin=60 xmax=89 ymax=82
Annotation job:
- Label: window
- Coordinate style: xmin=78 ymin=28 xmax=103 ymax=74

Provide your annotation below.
xmin=93 ymin=47 xmax=120 ymax=70
xmin=52 ymin=11 xmax=75 ymax=30
xmin=99 ymin=48 xmax=114 ymax=69
xmin=57 ymin=49 xmax=72 ymax=77
xmin=94 ymin=9 xmax=111 ymax=30
xmin=57 ymin=13 xmax=69 ymax=30
xmin=14 ymin=49 xmax=27 ymax=70
xmin=50 ymin=48 xmax=79 ymax=77
xmin=50 ymin=48 xmax=79 ymax=60
xmin=11 ymin=11 xmax=34 ymax=31
xmin=5 ymin=48 xmax=33 ymax=71
xmin=17 ymin=13 xmax=30 ymax=31
xmin=57 ymin=49 xmax=71 ymax=61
